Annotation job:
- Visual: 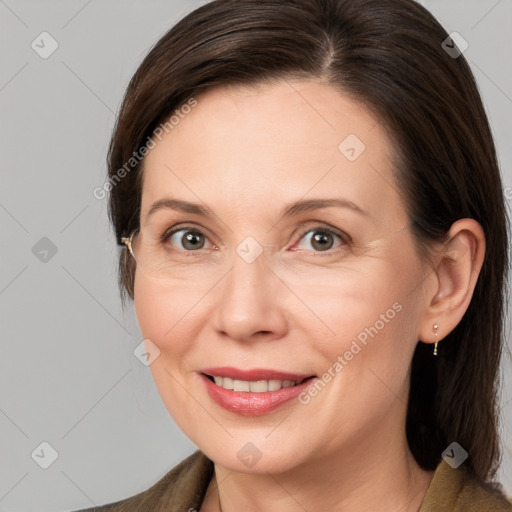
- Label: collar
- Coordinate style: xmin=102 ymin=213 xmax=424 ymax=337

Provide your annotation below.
xmin=135 ymin=450 xmax=511 ymax=511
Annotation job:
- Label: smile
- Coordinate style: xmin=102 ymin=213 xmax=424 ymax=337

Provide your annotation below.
xmin=204 ymin=374 xmax=308 ymax=392
xmin=199 ymin=371 xmax=318 ymax=416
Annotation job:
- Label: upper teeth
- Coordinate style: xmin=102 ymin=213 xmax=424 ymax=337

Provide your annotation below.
xmin=211 ymin=376 xmax=305 ymax=392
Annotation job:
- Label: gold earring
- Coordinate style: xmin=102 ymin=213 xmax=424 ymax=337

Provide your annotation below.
xmin=433 ymin=323 xmax=439 ymax=356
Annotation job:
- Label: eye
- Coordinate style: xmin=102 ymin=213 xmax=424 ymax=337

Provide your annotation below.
xmin=163 ymin=227 xmax=216 ymax=253
xmin=293 ymin=224 xmax=348 ymax=254
xmin=161 ymin=223 xmax=349 ymax=255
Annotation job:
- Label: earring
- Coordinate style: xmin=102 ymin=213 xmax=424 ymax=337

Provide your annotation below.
xmin=433 ymin=323 xmax=439 ymax=356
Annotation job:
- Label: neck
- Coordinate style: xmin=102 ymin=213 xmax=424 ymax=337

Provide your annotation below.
xmin=201 ymin=419 xmax=435 ymax=512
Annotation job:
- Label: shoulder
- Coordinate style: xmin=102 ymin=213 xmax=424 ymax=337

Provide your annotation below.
xmin=455 ymin=477 xmax=512 ymax=511
xmin=420 ymin=459 xmax=512 ymax=511
xmin=70 ymin=449 xmax=214 ymax=512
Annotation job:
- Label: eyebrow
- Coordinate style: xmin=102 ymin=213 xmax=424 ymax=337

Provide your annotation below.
xmin=146 ymin=197 xmax=369 ymax=221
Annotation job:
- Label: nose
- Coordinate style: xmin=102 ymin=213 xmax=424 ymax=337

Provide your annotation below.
xmin=211 ymin=246 xmax=288 ymax=343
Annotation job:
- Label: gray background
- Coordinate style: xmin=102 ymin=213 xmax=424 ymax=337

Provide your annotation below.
xmin=0 ymin=1 xmax=511 ymax=510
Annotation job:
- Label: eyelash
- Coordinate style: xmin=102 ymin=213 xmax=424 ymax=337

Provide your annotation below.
xmin=160 ymin=223 xmax=351 ymax=257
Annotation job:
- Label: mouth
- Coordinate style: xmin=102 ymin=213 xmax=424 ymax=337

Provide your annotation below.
xmin=201 ymin=373 xmax=316 ymax=392
xmin=199 ymin=371 xmax=319 ymax=416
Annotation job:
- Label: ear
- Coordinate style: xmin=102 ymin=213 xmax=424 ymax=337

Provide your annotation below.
xmin=417 ymin=218 xmax=486 ymax=346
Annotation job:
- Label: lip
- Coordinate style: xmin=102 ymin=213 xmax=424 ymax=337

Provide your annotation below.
xmin=198 ymin=372 xmax=318 ymax=416
xmin=200 ymin=366 xmax=315 ymax=381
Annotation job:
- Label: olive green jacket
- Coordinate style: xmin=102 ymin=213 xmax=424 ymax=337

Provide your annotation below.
xmin=74 ymin=449 xmax=512 ymax=511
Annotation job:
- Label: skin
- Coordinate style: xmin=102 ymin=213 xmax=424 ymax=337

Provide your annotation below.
xmin=132 ymin=79 xmax=485 ymax=512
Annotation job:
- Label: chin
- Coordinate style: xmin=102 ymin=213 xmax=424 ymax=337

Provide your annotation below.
xmin=200 ymin=440 xmax=310 ymax=475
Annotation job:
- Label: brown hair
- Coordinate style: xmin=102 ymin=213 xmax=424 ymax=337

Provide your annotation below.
xmin=106 ymin=0 xmax=510 ymax=485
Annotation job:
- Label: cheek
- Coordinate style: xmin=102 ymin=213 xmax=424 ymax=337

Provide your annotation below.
xmin=134 ymin=268 xmax=192 ymax=332
xmin=133 ymin=279 xmax=168 ymax=340
xmin=133 ymin=275 xmax=199 ymax=362
xmin=133 ymin=277 xmax=204 ymax=429
xmin=297 ymin=255 xmax=420 ymax=378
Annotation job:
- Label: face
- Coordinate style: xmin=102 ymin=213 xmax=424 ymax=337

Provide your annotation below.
xmin=133 ymin=79 xmax=430 ymax=474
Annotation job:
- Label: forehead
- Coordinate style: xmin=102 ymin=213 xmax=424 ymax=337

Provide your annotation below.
xmin=161 ymin=80 xmax=383 ymax=159
xmin=140 ymin=79 xmax=404 ymax=230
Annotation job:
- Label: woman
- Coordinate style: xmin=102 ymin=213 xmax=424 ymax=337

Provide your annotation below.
xmin=75 ymin=0 xmax=511 ymax=510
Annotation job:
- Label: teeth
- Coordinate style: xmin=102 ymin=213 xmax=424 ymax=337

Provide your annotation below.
xmin=210 ymin=375 xmax=305 ymax=392
xmin=234 ymin=380 xmax=250 ymax=392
